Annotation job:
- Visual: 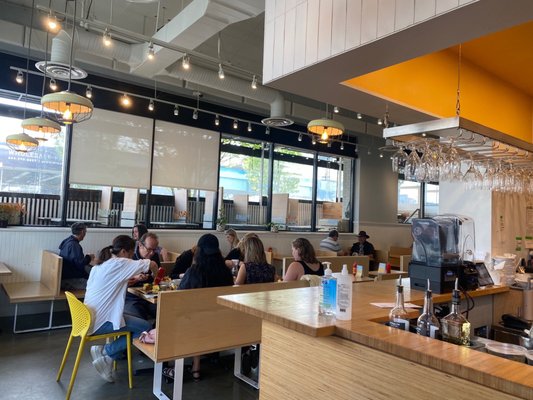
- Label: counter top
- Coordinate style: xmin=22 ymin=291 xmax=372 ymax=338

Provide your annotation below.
xmin=219 ymin=280 xmax=533 ymax=399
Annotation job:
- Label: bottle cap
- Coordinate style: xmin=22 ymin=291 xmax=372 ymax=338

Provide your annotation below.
xmin=341 ymin=264 xmax=348 ymax=275
xmin=324 ymin=262 xmax=332 ymax=276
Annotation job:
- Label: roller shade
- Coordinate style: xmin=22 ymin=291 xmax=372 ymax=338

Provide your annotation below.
xmin=152 ymin=120 xmax=220 ymax=191
xmin=69 ymin=108 xmax=153 ymax=189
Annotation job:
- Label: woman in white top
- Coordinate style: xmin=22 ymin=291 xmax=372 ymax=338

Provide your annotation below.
xmin=84 ymin=235 xmax=157 ymax=383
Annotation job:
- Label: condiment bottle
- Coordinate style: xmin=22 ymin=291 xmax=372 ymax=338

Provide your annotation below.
xmin=416 ymin=279 xmax=440 ymax=338
xmin=441 ymin=279 xmax=471 ymax=345
xmin=389 ymin=277 xmax=410 ymax=331
xmin=153 ymin=266 xmax=166 ymax=285
xmin=336 ymin=264 xmax=353 ymax=320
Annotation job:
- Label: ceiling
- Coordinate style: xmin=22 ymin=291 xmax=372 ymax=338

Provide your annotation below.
xmin=2 ymin=0 xmax=533 ymax=142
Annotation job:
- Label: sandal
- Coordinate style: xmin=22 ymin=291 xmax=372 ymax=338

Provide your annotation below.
xmin=162 ymin=367 xmax=174 ymax=383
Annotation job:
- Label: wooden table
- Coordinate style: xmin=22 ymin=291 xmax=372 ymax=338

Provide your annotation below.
xmin=368 ymin=270 xmax=408 ymax=277
xmin=218 ymin=281 xmax=533 ymax=399
xmin=0 ymin=262 xmax=12 ymax=276
xmin=127 ymin=287 xmax=159 ymax=304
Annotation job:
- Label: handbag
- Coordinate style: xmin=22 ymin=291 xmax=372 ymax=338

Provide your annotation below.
xmin=139 ymin=328 xmax=157 ymax=344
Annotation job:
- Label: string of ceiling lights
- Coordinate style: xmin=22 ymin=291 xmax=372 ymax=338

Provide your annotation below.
xmin=11 ymin=67 xmax=361 ymax=152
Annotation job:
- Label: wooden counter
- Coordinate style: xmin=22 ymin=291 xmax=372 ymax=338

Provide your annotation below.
xmin=219 ymin=280 xmax=533 ymax=399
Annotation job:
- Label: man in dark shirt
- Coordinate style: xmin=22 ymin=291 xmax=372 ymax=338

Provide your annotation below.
xmin=59 ymin=222 xmax=95 ymax=290
xmin=125 ymin=232 xmax=161 ymax=321
xmin=350 ymin=231 xmax=376 ymax=270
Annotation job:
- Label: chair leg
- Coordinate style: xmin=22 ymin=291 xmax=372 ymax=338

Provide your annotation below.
xmin=126 ymin=332 xmax=133 ymax=389
xmin=56 ymin=334 xmax=74 ymax=381
xmin=66 ymin=337 xmax=87 ymax=400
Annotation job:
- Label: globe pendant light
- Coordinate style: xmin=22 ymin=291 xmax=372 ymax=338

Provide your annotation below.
xmin=41 ymin=0 xmax=93 ymax=124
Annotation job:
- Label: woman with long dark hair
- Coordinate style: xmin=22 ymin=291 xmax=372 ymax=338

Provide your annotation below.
xmin=84 ymin=235 xmax=157 ymax=383
xmin=163 ymin=234 xmax=233 ymax=381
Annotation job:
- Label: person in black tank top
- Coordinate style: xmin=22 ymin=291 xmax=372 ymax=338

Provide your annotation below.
xmin=284 ymin=238 xmax=324 ymax=281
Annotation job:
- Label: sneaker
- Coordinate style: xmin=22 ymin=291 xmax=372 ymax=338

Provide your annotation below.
xmin=92 ymin=355 xmax=115 ymax=383
xmin=90 ymin=345 xmax=104 ymax=363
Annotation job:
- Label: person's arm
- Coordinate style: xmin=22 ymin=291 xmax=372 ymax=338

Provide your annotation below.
xmin=235 ymin=262 xmax=247 ymax=285
xmin=284 ymin=262 xmax=304 ymax=281
xmin=66 ymin=242 xmax=91 ymax=276
xmin=159 ymin=246 xmax=170 ymax=262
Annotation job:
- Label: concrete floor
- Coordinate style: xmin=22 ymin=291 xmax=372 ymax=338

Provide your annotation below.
xmin=0 ymin=314 xmax=259 ymax=400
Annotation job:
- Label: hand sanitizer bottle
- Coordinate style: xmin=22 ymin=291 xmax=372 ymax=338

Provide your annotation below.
xmin=319 ymin=262 xmax=336 ymax=316
xmin=336 ymin=264 xmax=353 ymax=320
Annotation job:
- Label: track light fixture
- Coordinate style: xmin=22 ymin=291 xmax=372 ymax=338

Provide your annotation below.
xmin=218 ymin=64 xmax=225 ymax=79
xmin=333 ymin=106 xmax=339 ymax=113
xmin=312 ymin=137 xmax=316 ymax=145
xmin=251 ymin=75 xmax=257 ymax=89
xmin=247 ymin=122 xmax=252 ymax=132
xmin=121 ymin=93 xmax=131 ymax=107
xmin=192 ymin=109 xmax=198 ymax=120
xmin=265 ymin=126 xmax=270 ymax=135
xmin=49 ymin=78 xmax=58 ymax=91
xmin=298 ymin=133 xmax=303 ymax=142
xmin=147 ymin=42 xmax=155 ymax=60
xmin=182 ymin=54 xmax=190 ymax=70
xmin=215 ymin=115 xmax=220 ymax=126
xmin=85 ymin=86 xmax=92 ymax=99
xmin=46 ymin=11 xmax=60 ymax=32
xmin=174 ymin=105 xmax=179 ymax=116
xmin=340 ymin=142 xmax=344 ymax=150
xmin=232 ymin=119 xmax=238 ymax=129
xmin=327 ymin=141 xmax=332 ymax=148
xmin=103 ymin=28 xmax=112 ymax=47
xmin=357 ymin=113 xmax=362 ymax=119
xmin=148 ymin=99 xmax=154 ymax=111
xmin=377 ymin=118 xmax=383 ymax=126
xmin=379 ymin=153 xmax=384 ymax=158
xmin=16 ymin=70 xmax=24 ymax=84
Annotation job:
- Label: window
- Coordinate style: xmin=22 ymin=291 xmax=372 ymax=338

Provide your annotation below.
xmin=397 ymin=179 xmax=439 ymax=222
xmin=219 ymin=137 xmax=269 ymax=226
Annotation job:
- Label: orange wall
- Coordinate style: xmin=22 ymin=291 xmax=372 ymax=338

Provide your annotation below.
xmin=344 ymin=49 xmax=533 ymax=142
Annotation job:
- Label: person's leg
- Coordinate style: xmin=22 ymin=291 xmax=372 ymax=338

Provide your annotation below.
xmin=100 ymin=315 xmax=152 ymax=360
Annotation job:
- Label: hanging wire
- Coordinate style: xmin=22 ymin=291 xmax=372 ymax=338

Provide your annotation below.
xmin=22 ymin=0 xmax=36 ymax=120
xmin=66 ymin=0 xmax=78 ymax=92
xmin=456 ymin=44 xmax=462 ymax=117
xmin=40 ymin=29 xmax=50 ymax=116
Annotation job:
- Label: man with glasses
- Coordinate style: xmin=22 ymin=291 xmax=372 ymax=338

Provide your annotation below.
xmin=124 ymin=232 xmax=161 ymax=321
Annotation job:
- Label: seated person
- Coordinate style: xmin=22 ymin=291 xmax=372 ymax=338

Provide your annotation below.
xmin=224 ymin=232 xmax=259 ymax=268
xmin=124 ymin=232 xmax=162 ymax=320
xmin=132 ymin=223 xmax=169 ymax=261
xmin=350 ymin=231 xmax=376 ymax=270
xmin=235 ymin=236 xmax=276 ymax=285
xmin=85 ymin=235 xmax=158 ymax=383
xmin=170 ymin=245 xmax=196 ymax=279
xmin=284 ymin=238 xmax=324 ymax=281
xmin=319 ymin=229 xmax=345 ymax=255
xmin=59 ymin=222 xmax=95 ymax=290
xmin=165 ymin=234 xmax=233 ymax=381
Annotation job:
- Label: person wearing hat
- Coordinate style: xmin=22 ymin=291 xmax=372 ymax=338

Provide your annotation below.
xmin=168 ymin=233 xmax=233 ymax=381
xmin=351 ymin=231 xmax=375 ymax=269
xmin=59 ymin=222 xmax=96 ymax=290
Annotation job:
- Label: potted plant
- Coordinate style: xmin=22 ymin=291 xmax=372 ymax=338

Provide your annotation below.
xmin=0 ymin=203 xmax=25 ymax=227
xmin=215 ymin=208 xmax=227 ymax=232
xmin=266 ymin=222 xmax=279 ymax=233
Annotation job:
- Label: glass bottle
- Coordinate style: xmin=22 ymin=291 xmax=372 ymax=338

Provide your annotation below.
xmin=389 ymin=277 xmax=410 ymax=331
xmin=416 ymin=279 xmax=440 ymax=338
xmin=441 ymin=280 xmax=471 ymax=345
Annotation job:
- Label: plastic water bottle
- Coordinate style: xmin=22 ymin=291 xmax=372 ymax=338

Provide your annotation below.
xmin=336 ymin=264 xmax=353 ymax=320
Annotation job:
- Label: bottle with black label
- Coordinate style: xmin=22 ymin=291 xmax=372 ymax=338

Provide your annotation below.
xmin=389 ymin=277 xmax=409 ymax=331
xmin=416 ymin=279 xmax=440 ymax=338
xmin=441 ymin=279 xmax=471 ymax=345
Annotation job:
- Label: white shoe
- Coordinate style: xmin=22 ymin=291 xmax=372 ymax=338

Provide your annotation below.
xmin=92 ymin=355 xmax=114 ymax=383
xmin=90 ymin=345 xmax=104 ymax=363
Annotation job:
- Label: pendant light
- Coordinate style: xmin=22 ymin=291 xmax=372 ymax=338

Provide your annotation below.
xmin=41 ymin=0 xmax=93 ymax=125
xmin=307 ymin=104 xmax=344 ymax=144
xmin=6 ymin=0 xmax=39 ymax=153
xmin=23 ymin=27 xmax=61 ymax=141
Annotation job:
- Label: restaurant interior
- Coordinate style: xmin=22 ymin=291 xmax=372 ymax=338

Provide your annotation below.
xmin=2 ymin=1 xmax=533 ymax=399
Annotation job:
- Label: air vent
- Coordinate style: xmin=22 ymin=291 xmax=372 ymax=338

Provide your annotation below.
xmin=35 ymin=61 xmax=87 ymax=80
xmin=261 ymin=117 xmax=294 ymax=127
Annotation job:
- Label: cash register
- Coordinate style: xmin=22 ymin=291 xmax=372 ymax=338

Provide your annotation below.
xmin=409 ymin=215 xmax=479 ymax=293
